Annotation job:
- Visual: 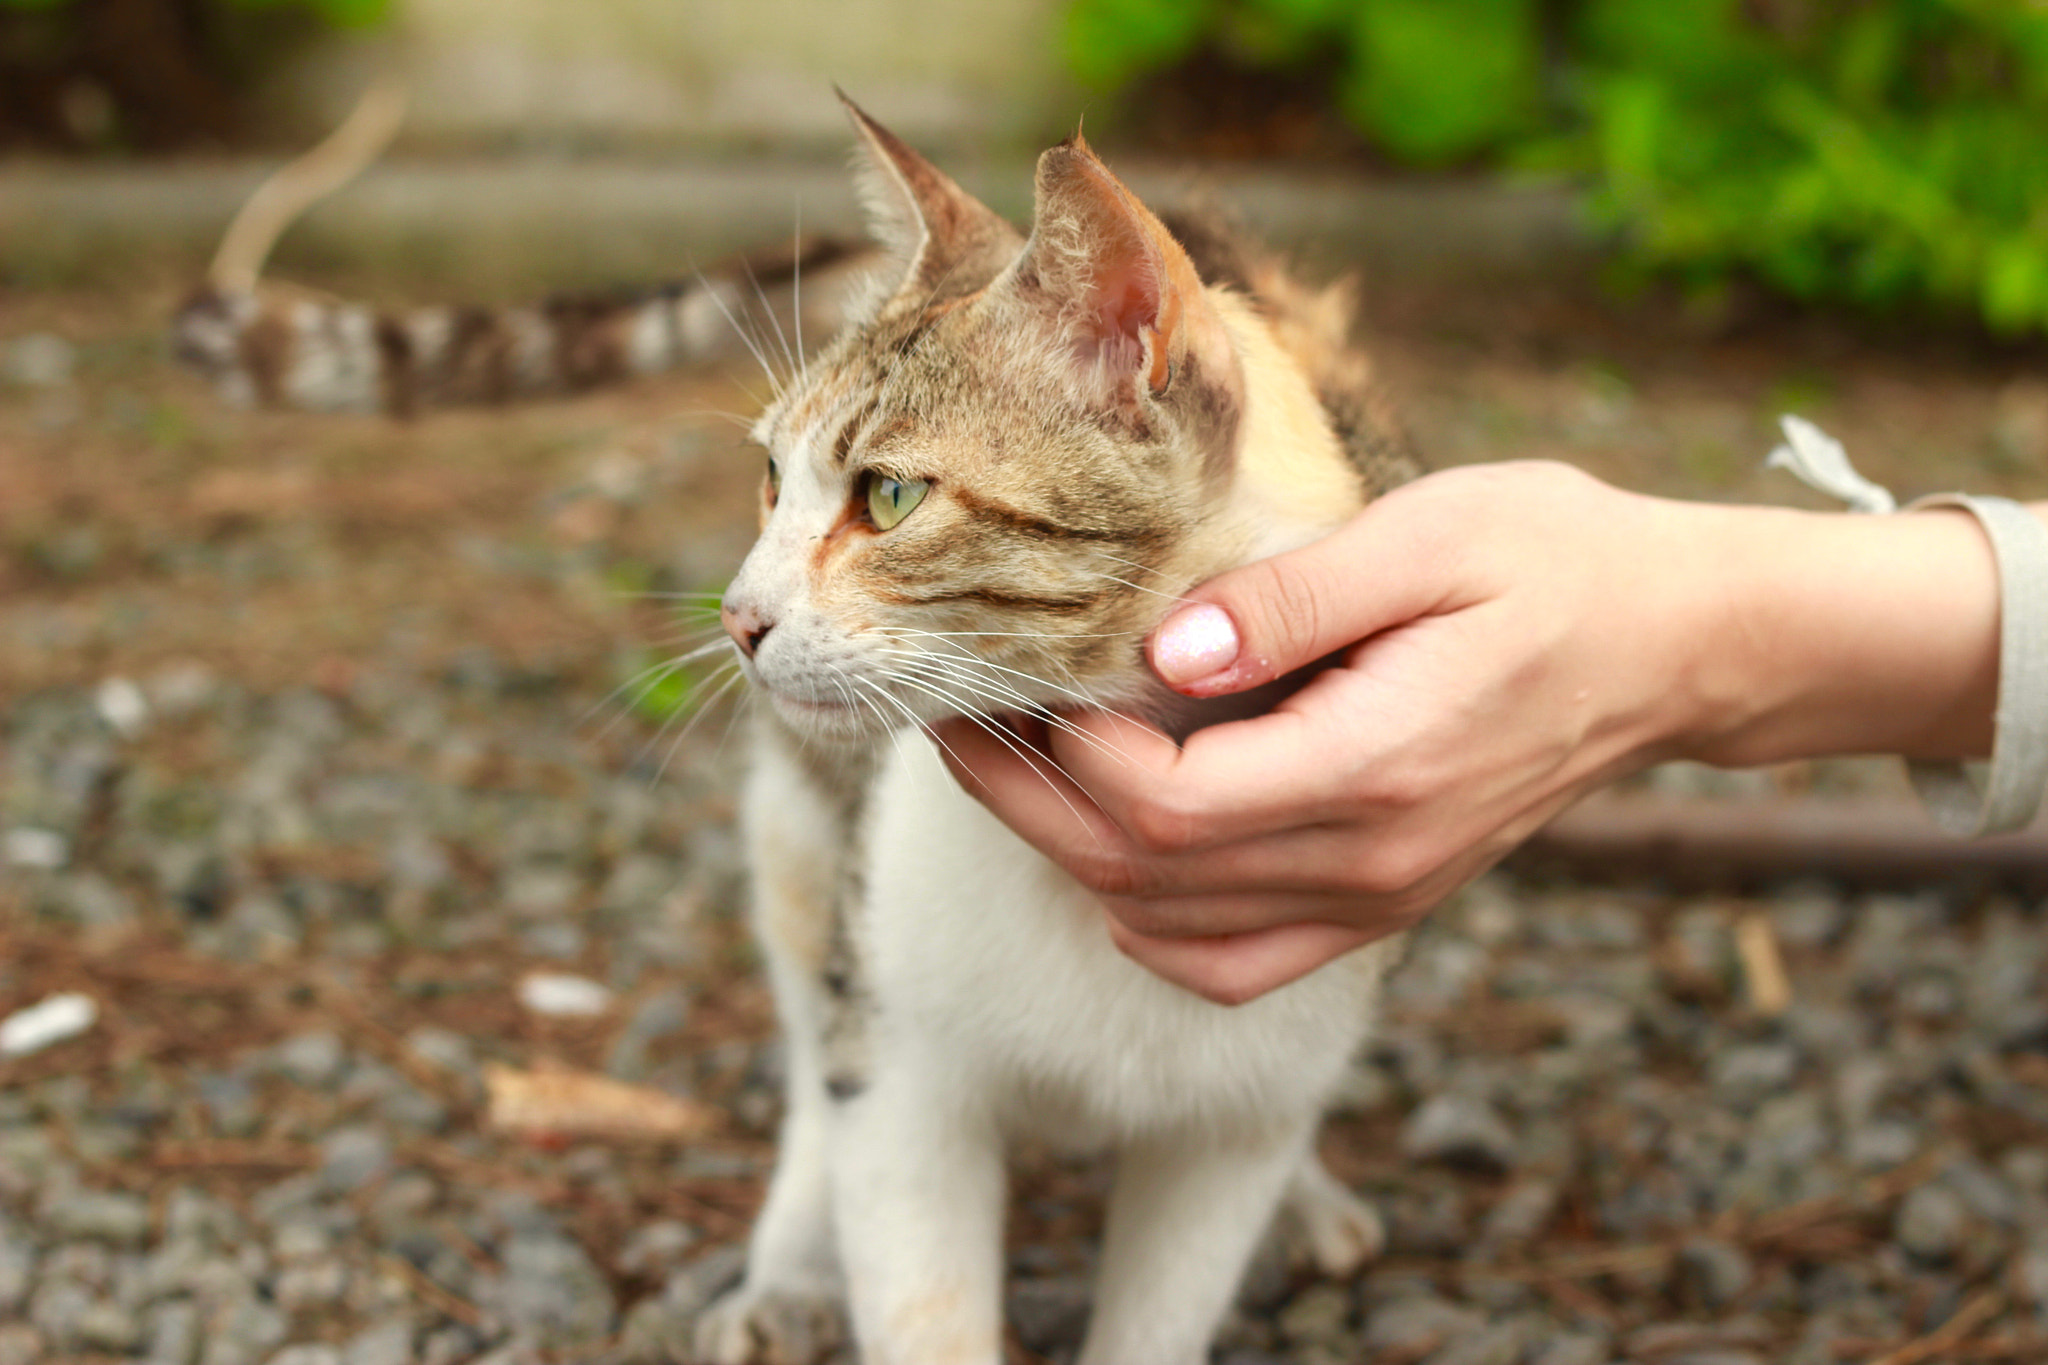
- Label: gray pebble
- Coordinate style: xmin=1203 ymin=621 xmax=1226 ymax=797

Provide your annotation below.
xmin=319 ymin=1126 xmax=392 ymax=1195
xmin=657 ymin=1246 xmax=747 ymax=1321
xmin=614 ymin=1294 xmax=692 ymax=1365
xmin=607 ymin=987 xmax=693 ymax=1081
xmin=617 ymin=1219 xmax=698 ymax=1278
xmin=1403 ymin=1094 xmax=1518 ymax=1171
xmin=1363 ymin=1295 xmax=1486 ymax=1355
xmin=1896 ymin=1184 xmax=1969 ymax=1262
xmin=195 ymin=1071 xmax=263 ymax=1139
xmin=271 ymin=1031 xmax=348 ymax=1088
xmin=43 ymin=1188 xmax=152 ymax=1245
xmin=1275 ymin=1282 xmax=1353 ymax=1343
xmin=0 ymin=1225 xmax=34 ymax=1315
xmin=73 ymin=1297 xmax=144 ymax=1353
xmin=1526 ymin=1333 xmax=1610 ymax=1365
xmin=1675 ymin=1238 xmax=1752 ymax=1309
xmin=403 ymin=1027 xmax=478 ymax=1080
xmin=501 ymin=863 xmax=581 ymax=921
xmin=144 ymin=1299 xmax=201 ymax=1365
xmin=267 ymin=1348 xmax=344 ymax=1365
xmin=29 ymin=1277 xmax=92 ymax=1348
xmin=1848 ymin=1120 xmax=1923 ymax=1170
xmin=274 ymin=1259 xmax=350 ymax=1312
xmin=341 ymin=1322 xmax=414 ymax=1365
xmin=1008 ymin=1275 xmax=1092 ymax=1353
xmin=492 ymin=1233 xmax=616 ymax=1347
xmin=2015 ymin=1243 xmax=2048 ymax=1307
xmin=2 ymin=333 xmax=75 ymax=388
xmin=1479 ymin=1178 xmax=1559 ymax=1246
xmin=1769 ymin=889 xmax=1846 ymax=948
xmin=1427 ymin=1318 xmax=1534 ymax=1365
xmin=415 ymin=1325 xmax=483 ymax=1365
xmin=201 ymin=1298 xmax=288 ymax=1365
xmin=1710 ymin=1043 xmax=1799 ymax=1107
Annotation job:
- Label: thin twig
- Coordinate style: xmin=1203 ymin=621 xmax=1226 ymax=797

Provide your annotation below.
xmin=1863 ymin=1289 xmax=2006 ymax=1365
xmin=378 ymin=1252 xmax=483 ymax=1327
xmin=1734 ymin=909 xmax=1793 ymax=1017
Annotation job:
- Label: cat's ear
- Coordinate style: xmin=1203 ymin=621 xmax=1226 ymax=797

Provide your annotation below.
xmin=839 ymin=91 xmax=1021 ymax=303
xmin=1010 ymin=133 xmax=1217 ymax=402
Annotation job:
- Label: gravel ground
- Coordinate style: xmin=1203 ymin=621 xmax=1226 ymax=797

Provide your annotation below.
xmin=5 ymin=257 xmax=2048 ymax=1365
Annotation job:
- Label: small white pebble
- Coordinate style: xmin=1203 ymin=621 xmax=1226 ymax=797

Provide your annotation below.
xmin=3 ymin=332 xmax=76 ymax=388
xmin=517 ymin=972 xmax=614 ymax=1017
xmin=95 ymin=677 xmax=149 ymax=737
xmin=0 ymin=992 xmax=97 ymax=1057
xmin=588 ymin=450 xmax=646 ymax=502
xmin=3 ymin=827 xmax=68 ymax=870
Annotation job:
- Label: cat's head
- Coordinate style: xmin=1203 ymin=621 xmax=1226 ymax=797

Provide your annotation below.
xmin=720 ymin=99 xmax=1355 ymax=745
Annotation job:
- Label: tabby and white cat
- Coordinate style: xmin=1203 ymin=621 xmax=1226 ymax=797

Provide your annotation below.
xmin=702 ymin=99 xmax=1415 ymax=1365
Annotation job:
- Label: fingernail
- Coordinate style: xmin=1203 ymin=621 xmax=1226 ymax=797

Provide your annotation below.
xmin=1151 ymin=603 xmax=1239 ymax=687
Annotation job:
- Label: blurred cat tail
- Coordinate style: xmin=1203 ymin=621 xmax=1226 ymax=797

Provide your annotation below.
xmin=207 ymin=76 xmax=409 ymax=297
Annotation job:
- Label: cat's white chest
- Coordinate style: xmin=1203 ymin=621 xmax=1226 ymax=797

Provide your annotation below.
xmin=859 ymin=733 xmax=1383 ymax=1146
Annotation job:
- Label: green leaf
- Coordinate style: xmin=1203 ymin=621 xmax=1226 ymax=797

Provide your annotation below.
xmin=1339 ymin=0 xmax=1543 ymax=163
xmin=630 ymin=661 xmax=704 ymax=725
xmin=1064 ymin=0 xmax=1217 ymax=89
xmin=1983 ymin=236 xmax=2048 ymax=333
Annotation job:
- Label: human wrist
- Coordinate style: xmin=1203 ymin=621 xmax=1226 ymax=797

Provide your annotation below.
xmin=1676 ymin=501 xmax=2003 ymax=768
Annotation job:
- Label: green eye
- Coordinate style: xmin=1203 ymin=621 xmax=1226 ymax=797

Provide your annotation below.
xmin=766 ymin=457 xmax=780 ymax=498
xmin=867 ymin=475 xmax=929 ymax=530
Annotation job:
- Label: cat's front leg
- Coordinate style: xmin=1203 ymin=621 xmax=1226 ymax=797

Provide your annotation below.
xmin=1077 ymin=1123 xmax=1313 ymax=1365
xmin=830 ymin=1067 xmax=1008 ymax=1365
xmin=693 ymin=984 xmax=845 ymax=1365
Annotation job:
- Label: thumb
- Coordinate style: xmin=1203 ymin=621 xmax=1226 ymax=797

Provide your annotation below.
xmin=1150 ymin=492 xmax=1452 ymax=698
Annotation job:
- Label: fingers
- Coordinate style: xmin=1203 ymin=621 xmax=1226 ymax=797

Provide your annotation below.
xmin=1147 ymin=488 xmax=1457 ymax=698
xmin=1047 ymin=698 xmax=1359 ymax=848
xmin=1105 ymin=919 xmax=1382 ymax=1005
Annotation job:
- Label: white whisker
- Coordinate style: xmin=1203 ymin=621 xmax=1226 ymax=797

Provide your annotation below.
xmin=692 ymin=264 xmax=785 ymax=400
xmin=879 ymin=652 xmax=1134 ymax=770
xmin=869 ymin=670 xmax=1105 ymax=849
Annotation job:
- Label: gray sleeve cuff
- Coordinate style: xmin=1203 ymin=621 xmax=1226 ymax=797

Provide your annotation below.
xmin=1905 ymin=494 xmax=2048 ymax=837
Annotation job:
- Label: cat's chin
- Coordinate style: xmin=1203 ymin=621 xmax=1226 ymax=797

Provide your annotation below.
xmin=760 ymin=687 xmax=895 ymax=745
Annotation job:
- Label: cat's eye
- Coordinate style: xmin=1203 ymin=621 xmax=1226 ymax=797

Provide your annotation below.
xmin=765 ymin=457 xmax=781 ymax=500
xmin=867 ymin=475 xmax=929 ymax=530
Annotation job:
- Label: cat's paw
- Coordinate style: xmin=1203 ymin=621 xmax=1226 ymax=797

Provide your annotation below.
xmin=693 ymin=1284 xmax=846 ymax=1365
xmin=1280 ymin=1165 xmax=1385 ymax=1278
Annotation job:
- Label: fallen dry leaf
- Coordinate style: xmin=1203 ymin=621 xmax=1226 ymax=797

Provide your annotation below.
xmin=482 ymin=1062 xmax=716 ymax=1142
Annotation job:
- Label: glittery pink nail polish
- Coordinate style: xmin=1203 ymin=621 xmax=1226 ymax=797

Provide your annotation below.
xmin=1151 ymin=603 xmax=1240 ymax=687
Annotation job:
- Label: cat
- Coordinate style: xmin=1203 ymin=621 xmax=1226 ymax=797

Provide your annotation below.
xmin=170 ymin=79 xmax=866 ymax=416
xmin=699 ymin=96 xmax=1417 ymax=1365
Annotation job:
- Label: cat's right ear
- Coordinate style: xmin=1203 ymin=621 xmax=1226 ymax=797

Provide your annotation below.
xmin=839 ymin=91 xmax=1021 ymax=305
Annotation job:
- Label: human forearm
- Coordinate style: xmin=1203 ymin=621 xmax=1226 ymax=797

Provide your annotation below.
xmin=1671 ymin=500 xmax=2022 ymax=769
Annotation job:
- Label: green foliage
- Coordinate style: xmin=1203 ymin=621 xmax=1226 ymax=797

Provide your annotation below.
xmin=1064 ymin=0 xmax=2048 ymax=334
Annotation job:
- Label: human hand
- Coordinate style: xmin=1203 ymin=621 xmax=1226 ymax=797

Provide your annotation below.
xmin=932 ymin=461 xmax=1719 ymax=1001
xmin=933 ymin=459 xmax=2005 ymax=1004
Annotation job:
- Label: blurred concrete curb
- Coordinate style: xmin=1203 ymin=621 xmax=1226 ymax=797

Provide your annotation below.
xmin=0 ymin=156 xmax=1594 ymax=292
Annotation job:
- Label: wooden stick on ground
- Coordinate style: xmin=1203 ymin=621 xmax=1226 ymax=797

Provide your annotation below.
xmin=1863 ymin=1289 xmax=2005 ymax=1365
xmin=1734 ymin=910 xmax=1793 ymax=1017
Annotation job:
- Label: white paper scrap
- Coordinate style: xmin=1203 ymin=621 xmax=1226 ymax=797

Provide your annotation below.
xmin=517 ymin=972 xmax=614 ymax=1018
xmin=3 ymin=828 xmax=68 ymax=870
xmin=95 ymin=677 xmax=150 ymax=737
xmin=0 ymin=993 xmax=98 ymax=1057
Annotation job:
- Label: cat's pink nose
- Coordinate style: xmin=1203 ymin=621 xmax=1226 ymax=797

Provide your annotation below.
xmin=722 ymin=601 xmax=774 ymax=659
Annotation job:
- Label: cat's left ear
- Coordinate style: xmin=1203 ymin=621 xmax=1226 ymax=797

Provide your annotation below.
xmin=1008 ymin=133 xmax=1224 ymax=403
xmin=840 ymin=91 xmax=1022 ymax=304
